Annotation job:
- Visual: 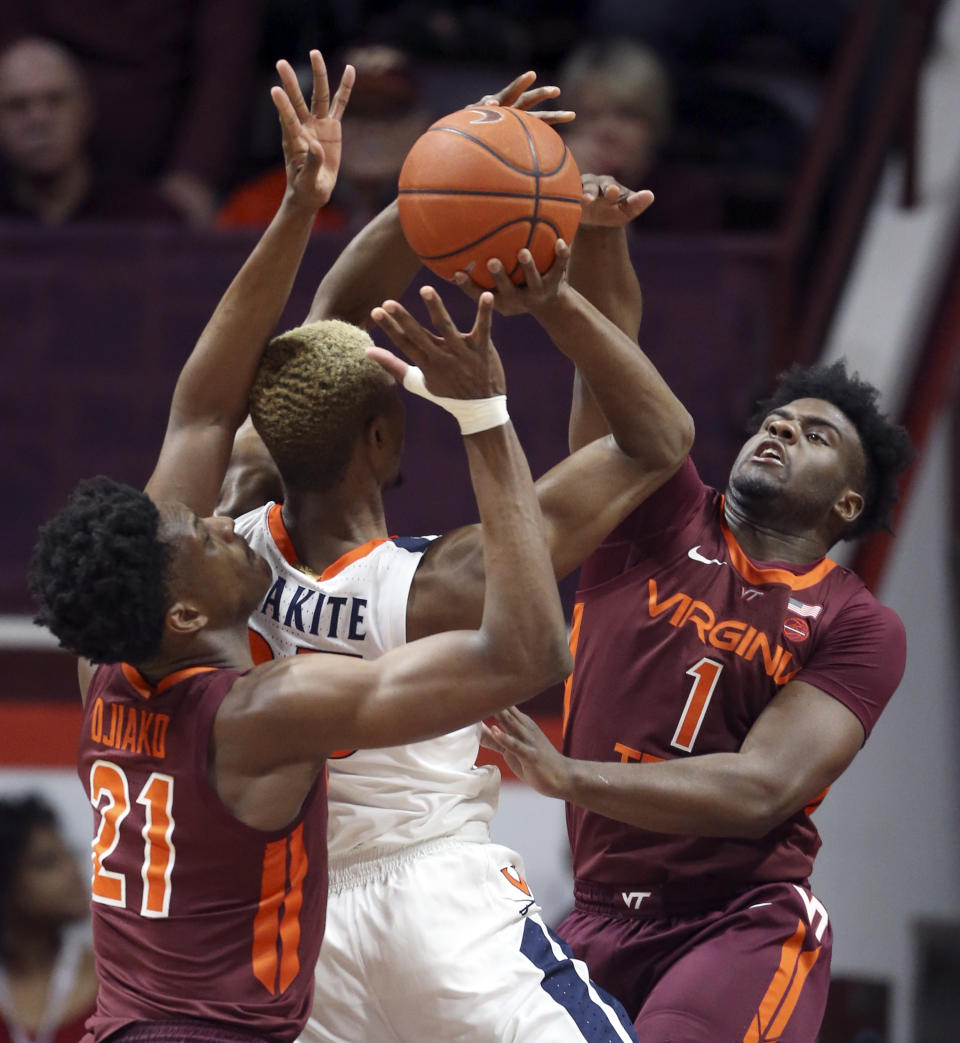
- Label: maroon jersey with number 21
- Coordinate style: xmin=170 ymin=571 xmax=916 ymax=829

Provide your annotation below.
xmin=77 ymin=663 xmax=328 ymax=1043
xmin=564 ymin=459 xmax=906 ymax=895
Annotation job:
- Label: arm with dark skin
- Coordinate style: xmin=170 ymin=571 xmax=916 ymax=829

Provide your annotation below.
xmin=305 ymin=71 xmax=574 ymax=329
xmin=480 ymin=681 xmax=865 ymax=839
xmin=146 ymin=52 xmax=354 ymax=514
xmin=566 ymin=175 xmax=659 ymax=450
xmin=78 ymin=52 xmax=352 ymax=699
xmin=213 ymin=291 xmax=572 ymax=829
xmin=407 ymin=239 xmax=694 ymax=639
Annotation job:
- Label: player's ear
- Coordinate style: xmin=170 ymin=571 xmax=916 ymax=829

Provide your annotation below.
xmin=165 ymin=600 xmax=208 ymax=637
xmin=832 ymin=486 xmax=864 ymax=526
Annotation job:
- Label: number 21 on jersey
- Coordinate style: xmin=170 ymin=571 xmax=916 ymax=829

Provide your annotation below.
xmin=90 ymin=759 xmax=175 ymax=918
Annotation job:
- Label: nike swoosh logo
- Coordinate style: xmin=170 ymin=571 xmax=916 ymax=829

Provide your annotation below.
xmin=688 ymin=545 xmax=726 ymax=566
xmin=468 ymin=108 xmax=505 ymax=124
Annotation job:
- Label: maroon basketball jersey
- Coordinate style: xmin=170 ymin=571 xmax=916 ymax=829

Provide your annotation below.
xmin=564 ymin=459 xmax=906 ymax=894
xmin=77 ymin=663 xmax=328 ymax=1043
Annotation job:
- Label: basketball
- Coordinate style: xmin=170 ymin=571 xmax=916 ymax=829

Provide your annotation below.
xmin=397 ymin=106 xmax=582 ymax=287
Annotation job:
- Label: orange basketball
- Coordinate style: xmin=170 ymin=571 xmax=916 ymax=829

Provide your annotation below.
xmin=397 ymin=106 xmax=582 ymax=287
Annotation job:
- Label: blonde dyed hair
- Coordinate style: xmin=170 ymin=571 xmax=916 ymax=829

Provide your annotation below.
xmin=249 ymin=319 xmax=394 ymax=491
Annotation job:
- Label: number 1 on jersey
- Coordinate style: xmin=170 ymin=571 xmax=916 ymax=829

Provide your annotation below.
xmin=672 ymin=658 xmax=722 ymax=752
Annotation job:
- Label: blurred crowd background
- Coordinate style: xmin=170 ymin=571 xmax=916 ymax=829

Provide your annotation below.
xmin=2 ymin=3 xmax=959 ymax=1041
xmin=0 ymin=0 xmax=854 ymax=232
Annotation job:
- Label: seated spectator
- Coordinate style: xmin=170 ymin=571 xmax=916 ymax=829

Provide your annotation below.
xmin=559 ymin=39 xmax=672 ymax=189
xmin=0 ymin=38 xmax=181 ymax=224
xmin=0 ymin=0 xmax=263 ymax=226
xmin=0 ymin=794 xmax=97 ymax=1043
xmin=557 ymin=39 xmax=725 ymax=231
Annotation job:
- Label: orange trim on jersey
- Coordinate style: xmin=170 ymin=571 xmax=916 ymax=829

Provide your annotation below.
xmin=251 ymin=836 xmax=287 ymax=994
xmin=719 ymin=509 xmax=836 ymax=592
xmin=804 ymin=785 xmax=830 ymax=815
xmin=267 ymin=503 xmax=391 ymax=579
xmin=251 ymin=826 xmax=308 ymax=996
xmin=562 ymin=603 xmax=585 ymax=737
xmin=319 ymin=538 xmax=391 ymax=580
xmin=248 ymin=628 xmax=274 ymax=666
xmin=743 ymin=919 xmax=821 ymax=1042
xmin=120 ymin=663 xmax=218 ymax=700
xmin=277 ymin=825 xmax=307 ymax=992
xmin=267 ymin=504 xmax=300 ymax=566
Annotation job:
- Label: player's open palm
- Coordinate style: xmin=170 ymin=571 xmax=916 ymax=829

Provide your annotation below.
xmin=369 ymin=287 xmax=506 ymax=401
xmin=272 ymin=50 xmax=355 ymax=210
xmin=480 ymin=707 xmax=571 ymax=799
xmin=580 ymin=174 xmax=654 ymax=228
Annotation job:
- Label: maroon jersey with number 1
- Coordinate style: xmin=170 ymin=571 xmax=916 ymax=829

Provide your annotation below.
xmin=564 ymin=458 xmax=906 ymax=896
xmin=77 ymin=663 xmax=328 ymax=1043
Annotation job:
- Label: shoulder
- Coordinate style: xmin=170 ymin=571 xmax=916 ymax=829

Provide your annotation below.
xmin=408 ymin=524 xmax=485 ymax=639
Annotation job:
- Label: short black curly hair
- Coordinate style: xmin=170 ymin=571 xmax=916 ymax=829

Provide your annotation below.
xmin=29 ymin=476 xmax=172 ymax=663
xmin=0 ymin=794 xmax=58 ymax=929
xmin=751 ymin=359 xmax=915 ymax=540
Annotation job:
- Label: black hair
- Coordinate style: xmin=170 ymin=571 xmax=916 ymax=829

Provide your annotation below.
xmin=752 ymin=360 xmax=915 ymax=540
xmin=0 ymin=794 xmax=58 ymax=930
xmin=29 ymin=476 xmax=171 ymax=663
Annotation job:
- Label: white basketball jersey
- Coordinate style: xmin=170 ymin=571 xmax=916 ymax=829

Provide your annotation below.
xmin=235 ymin=504 xmax=499 ymax=861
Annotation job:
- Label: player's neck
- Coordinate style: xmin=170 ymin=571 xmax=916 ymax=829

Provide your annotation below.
xmin=281 ymin=484 xmax=389 ymax=574
xmin=723 ymin=496 xmax=832 ymax=564
xmin=135 ymin=629 xmax=254 ymax=687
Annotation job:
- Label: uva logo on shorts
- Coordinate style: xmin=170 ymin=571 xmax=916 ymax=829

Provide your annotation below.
xmin=501 ymin=866 xmax=531 ymax=896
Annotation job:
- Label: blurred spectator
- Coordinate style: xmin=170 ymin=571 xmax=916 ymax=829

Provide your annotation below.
xmin=556 ymin=39 xmax=724 ymax=231
xmin=559 ymin=40 xmax=672 ymax=189
xmin=0 ymin=795 xmax=97 ymax=1043
xmin=220 ymin=44 xmax=430 ymax=233
xmin=0 ymin=0 xmax=263 ymax=226
xmin=576 ymin=1 xmax=856 ymax=231
xmin=0 ymin=38 xmax=181 ymax=224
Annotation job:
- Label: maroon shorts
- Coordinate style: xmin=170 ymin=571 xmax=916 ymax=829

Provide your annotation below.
xmin=560 ymin=879 xmax=832 ymax=1043
xmin=103 ymin=1020 xmax=273 ymax=1043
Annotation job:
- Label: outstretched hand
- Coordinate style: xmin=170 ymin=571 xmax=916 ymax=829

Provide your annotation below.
xmin=472 ymin=70 xmax=574 ymax=126
xmin=453 ymin=239 xmax=571 ymax=317
xmin=369 ymin=287 xmax=506 ymax=401
xmin=272 ymin=50 xmax=355 ymax=211
xmin=480 ymin=707 xmax=571 ymax=798
xmin=580 ymin=174 xmax=654 ymax=228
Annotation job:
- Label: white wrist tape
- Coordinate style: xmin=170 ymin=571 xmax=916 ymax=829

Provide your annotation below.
xmin=402 ymin=366 xmax=509 ymax=435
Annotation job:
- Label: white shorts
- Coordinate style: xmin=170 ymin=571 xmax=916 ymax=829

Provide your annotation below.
xmin=298 ymin=836 xmax=636 ymax=1043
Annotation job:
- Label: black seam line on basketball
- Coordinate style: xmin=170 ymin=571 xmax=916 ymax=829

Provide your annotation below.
xmin=417 ymin=216 xmax=568 ymax=261
xmin=425 ymin=127 xmax=542 ymax=177
xmin=398 ymin=189 xmax=582 ymax=204
xmin=502 ymin=110 xmax=540 ymax=257
xmin=502 ymin=106 xmax=571 ymax=177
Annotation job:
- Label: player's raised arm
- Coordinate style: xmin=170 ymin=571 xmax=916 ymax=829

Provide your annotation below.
xmin=222 ymin=288 xmax=571 ymax=761
xmin=305 ymin=71 xmax=574 ymax=328
xmin=146 ymin=51 xmax=354 ymax=515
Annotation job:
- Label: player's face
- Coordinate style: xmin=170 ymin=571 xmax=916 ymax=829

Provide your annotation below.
xmin=729 ymin=397 xmax=866 ymax=526
xmin=160 ymin=503 xmax=273 ymax=624
xmin=10 ymin=825 xmax=89 ymax=926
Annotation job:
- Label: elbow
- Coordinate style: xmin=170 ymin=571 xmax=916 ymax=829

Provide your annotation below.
xmin=736 ymin=780 xmax=796 ymax=840
xmin=505 ymin=634 xmax=573 ymax=700
xmin=658 ymin=410 xmax=695 ymax=470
